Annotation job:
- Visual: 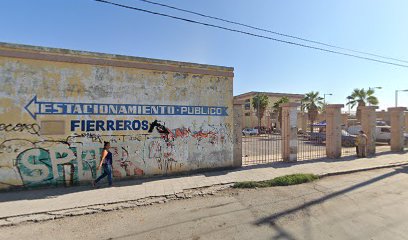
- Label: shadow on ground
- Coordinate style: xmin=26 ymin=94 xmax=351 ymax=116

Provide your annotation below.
xmin=1 ymin=150 xmax=406 ymax=203
xmin=240 ymin=149 xmax=407 ymax=170
xmin=252 ymin=165 xmax=408 ymax=239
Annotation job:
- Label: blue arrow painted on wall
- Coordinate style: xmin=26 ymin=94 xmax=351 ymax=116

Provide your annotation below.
xmin=24 ymin=96 xmax=38 ymax=120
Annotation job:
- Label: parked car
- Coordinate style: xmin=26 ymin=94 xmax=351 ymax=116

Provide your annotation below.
xmin=242 ymin=128 xmax=259 ymax=136
xmin=376 ymin=120 xmax=388 ymax=126
xmin=377 ymin=127 xmax=408 ymax=145
xmin=347 ymin=125 xmax=362 ymax=135
xmin=347 ymin=125 xmax=398 ymax=144
xmin=254 ymin=126 xmax=269 ymax=134
xmin=306 ymin=126 xmax=326 ymax=141
xmin=341 ymin=130 xmax=357 ymax=147
xmin=376 ymin=126 xmax=391 ymax=143
xmin=308 ymin=128 xmax=356 ymax=147
xmin=375 ymin=126 xmax=408 ymax=145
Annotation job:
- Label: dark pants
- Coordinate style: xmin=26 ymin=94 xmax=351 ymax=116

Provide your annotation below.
xmin=95 ymin=164 xmax=112 ymax=186
xmin=356 ymin=145 xmax=367 ymax=158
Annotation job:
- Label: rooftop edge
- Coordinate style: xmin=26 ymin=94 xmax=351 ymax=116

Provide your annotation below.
xmin=0 ymin=42 xmax=234 ymax=77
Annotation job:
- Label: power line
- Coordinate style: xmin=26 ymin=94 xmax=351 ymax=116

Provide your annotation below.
xmin=94 ymin=0 xmax=408 ymax=69
xmin=137 ymin=0 xmax=408 ymax=64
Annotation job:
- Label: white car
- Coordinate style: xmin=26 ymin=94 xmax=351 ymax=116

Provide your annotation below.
xmin=347 ymin=125 xmax=408 ymax=144
xmin=242 ymin=128 xmax=259 ymax=136
xmin=376 ymin=126 xmax=391 ymax=143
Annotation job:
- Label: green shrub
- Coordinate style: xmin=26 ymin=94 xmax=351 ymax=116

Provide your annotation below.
xmin=233 ymin=173 xmax=319 ymax=188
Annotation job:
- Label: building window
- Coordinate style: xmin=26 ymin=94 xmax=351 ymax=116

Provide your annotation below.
xmin=244 ymin=99 xmax=250 ymax=110
xmin=244 ymin=112 xmax=250 ymax=116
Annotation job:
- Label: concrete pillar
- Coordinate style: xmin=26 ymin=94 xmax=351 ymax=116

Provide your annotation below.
xmin=341 ymin=113 xmax=349 ymax=128
xmin=361 ymin=106 xmax=378 ymax=155
xmin=326 ymin=104 xmax=344 ymax=158
xmin=297 ymin=112 xmax=307 ymax=134
xmin=378 ymin=110 xmax=391 ymax=124
xmin=233 ymin=103 xmax=243 ymax=167
xmin=388 ymin=107 xmax=407 ymax=152
xmin=281 ymin=103 xmax=300 ymax=161
xmin=356 ymin=106 xmax=363 ymax=123
xmin=405 ymin=112 xmax=408 ymax=130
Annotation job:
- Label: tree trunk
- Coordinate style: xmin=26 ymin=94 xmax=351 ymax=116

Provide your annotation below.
xmin=278 ymin=108 xmax=283 ymax=130
xmin=308 ymin=107 xmax=318 ymax=133
xmin=258 ymin=115 xmax=261 ymax=129
xmin=356 ymin=101 xmax=366 ymax=123
xmin=356 ymin=106 xmax=362 ymax=123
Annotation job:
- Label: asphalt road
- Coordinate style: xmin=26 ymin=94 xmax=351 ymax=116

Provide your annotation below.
xmin=2 ymin=167 xmax=408 ymax=240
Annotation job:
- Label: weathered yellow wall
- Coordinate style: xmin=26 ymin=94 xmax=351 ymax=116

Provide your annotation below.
xmin=0 ymin=43 xmax=234 ymax=190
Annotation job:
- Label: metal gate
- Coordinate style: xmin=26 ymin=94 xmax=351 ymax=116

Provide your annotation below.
xmin=297 ymin=120 xmax=326 ymax=160
xmin=341 ymin=127 xmax=357 ymax=157
xmin=341 ymin=145 xmax=356 ymax=157
xmin=242 ymin=121 xmax=327 ymax=165
xmin=242 ymin=117 xmax=365 ymax=165
xmin=242 ymin=131 xmax=283 ymax=165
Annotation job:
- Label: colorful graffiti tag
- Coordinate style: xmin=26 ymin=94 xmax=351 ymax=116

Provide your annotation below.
xmin=0 ymin=124 xmax=231 ymax=189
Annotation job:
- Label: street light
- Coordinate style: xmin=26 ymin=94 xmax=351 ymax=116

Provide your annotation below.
xmin=395 ymin=89 xmax=408 ymax=107
xmin=323 ymin=93 xmax=333 ymax=106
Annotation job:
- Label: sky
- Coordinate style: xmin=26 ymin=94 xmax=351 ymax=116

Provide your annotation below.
xmin=1 ymin=0 xmax=407 ymax=110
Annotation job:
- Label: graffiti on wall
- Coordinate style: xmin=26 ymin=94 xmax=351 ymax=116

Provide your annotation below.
xmin=0 ymin=49 xmax=233 ymax=191
xmin=0 ymin=96 xmax=231 ymax=190
xmin=0 ymin=123 xmax=40 ymax=136
xmin=0 ymin=122 xmax=231 ymax=189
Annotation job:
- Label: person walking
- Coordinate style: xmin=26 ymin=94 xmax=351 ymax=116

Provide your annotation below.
xmin=355 ymin=130 xmax=368 ymax=158
xmin=93 ymin=141 xmax=113 ymax=187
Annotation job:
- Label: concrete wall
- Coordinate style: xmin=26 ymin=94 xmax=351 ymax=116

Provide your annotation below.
xmin=349 ymin=110 xmax=407 ymax=129
xmin=378 ymin=111 xmax=408 ymax=129
xmin=0 ymin=43 xmax=234 ymax=190
xmin=406 ymin=112 xmax=408 ymax=130
xmin=376 ymin=110 xmax=391 ymax=124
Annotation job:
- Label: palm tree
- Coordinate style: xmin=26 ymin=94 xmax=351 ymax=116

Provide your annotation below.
xmin=252 ymin=93 xmax=269 ymax=128
xmin=302 ymin=91 xmax=324 ymax=133
xmin=272 ymin=97 xmax=289 ymax=129
xmin=346 ymin=88 xmax=379 ymax=121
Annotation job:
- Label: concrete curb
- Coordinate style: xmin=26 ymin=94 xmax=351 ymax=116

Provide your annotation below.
xmin=318 ymin=162 xmax=408 ymax=178
xmin=0 ymin=184 xmax=233 ymax=227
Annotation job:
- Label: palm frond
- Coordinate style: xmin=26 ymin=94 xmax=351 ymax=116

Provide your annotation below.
xmin=367 ymin=96 xmax=379 ymax=105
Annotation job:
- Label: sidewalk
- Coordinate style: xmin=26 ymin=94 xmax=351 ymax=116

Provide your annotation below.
xmin=1 ymin=151 xmax=407 ymax=225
